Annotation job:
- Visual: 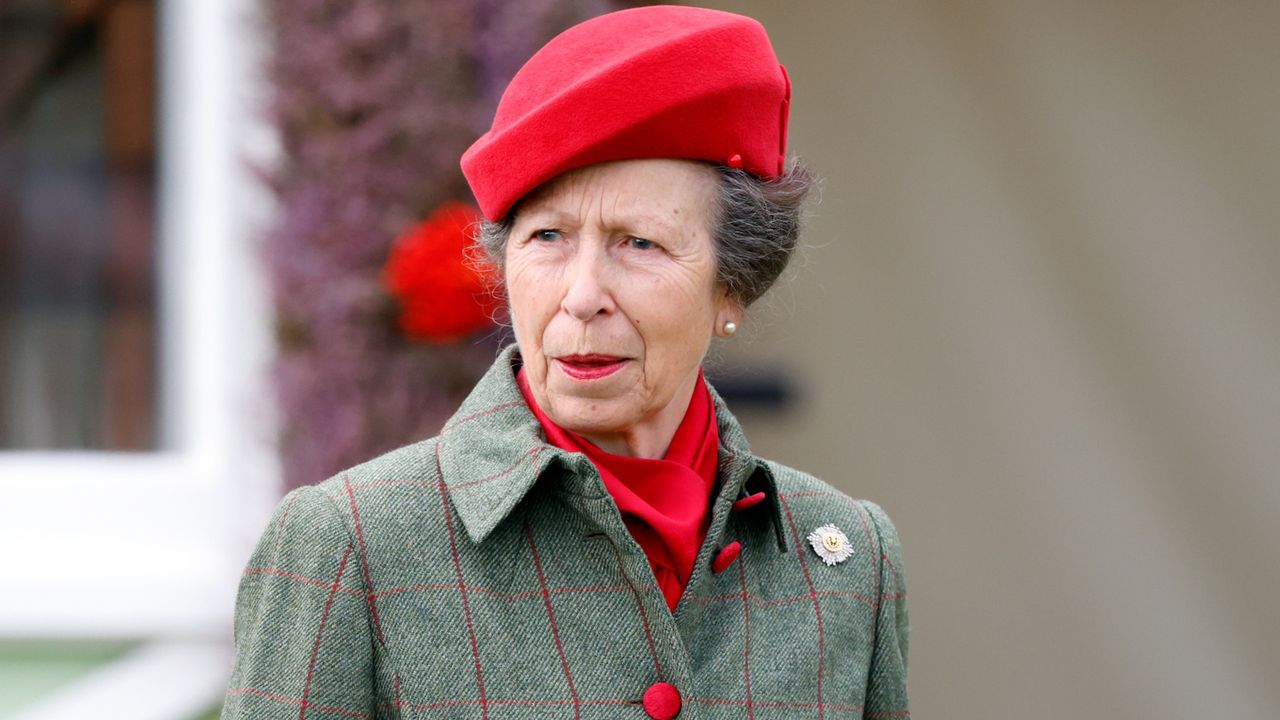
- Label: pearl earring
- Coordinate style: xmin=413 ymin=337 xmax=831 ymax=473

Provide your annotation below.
xmin=722 ymin=321 xmax=737 ymax=336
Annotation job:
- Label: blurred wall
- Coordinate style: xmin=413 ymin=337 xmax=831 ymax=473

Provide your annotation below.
xmin=697 ymin=1 xmax=1280 ymax=718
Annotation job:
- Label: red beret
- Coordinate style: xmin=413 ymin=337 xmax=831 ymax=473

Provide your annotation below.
xmin=461 ymin=5 xmax=791 ymax=221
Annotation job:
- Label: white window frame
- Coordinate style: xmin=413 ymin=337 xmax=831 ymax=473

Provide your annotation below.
xmin=0 ymin=0 xmax=278 ymax=639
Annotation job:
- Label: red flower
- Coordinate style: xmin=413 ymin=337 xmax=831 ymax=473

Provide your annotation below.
xmin=383 ymin=201 xmax=503 ymax=343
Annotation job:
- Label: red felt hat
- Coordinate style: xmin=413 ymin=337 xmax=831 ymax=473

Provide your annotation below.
xmin=461 ymin=5 xmax=791 ymax=221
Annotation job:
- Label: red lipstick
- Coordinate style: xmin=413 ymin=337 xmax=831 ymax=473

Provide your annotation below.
xmin=555 ymin=354 xmax=629 ymax=381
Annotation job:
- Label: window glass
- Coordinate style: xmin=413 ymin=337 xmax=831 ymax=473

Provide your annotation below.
xmin=0 ymin=0 xmax=157 ymax=450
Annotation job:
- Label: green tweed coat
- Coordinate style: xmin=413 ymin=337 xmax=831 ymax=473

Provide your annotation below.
xmin=221 ymin=345 xmax=909 ymax=719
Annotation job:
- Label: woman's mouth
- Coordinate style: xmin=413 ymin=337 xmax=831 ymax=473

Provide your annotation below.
xmin=555 ymin=354 xmax=629 ymax=381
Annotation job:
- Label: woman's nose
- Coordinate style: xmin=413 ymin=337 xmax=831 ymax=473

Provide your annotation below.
xmin=560 ymin=248 xmax=616 ymax=322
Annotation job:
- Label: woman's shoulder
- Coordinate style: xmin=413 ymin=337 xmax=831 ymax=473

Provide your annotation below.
xmin=267 ymin=437 xmax=447 ymax=543
xmin=313 ymin=436 xmax=443 ymax=496
xmin=756 ymin=457 xmax=904 ymax=557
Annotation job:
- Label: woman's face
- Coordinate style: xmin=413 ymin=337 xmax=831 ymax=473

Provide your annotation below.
xmin=505 ymin=159 xmax=739 ymax=457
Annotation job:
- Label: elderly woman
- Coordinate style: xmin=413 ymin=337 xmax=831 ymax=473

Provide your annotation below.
xmin=222 ymin=6 xmax=907 ymax=720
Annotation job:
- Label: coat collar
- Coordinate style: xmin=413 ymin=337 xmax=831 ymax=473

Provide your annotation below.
xmin=435 ymin=344 xmax=788 ymax=552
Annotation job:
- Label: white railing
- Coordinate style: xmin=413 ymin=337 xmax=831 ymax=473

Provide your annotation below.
xmin=0 ymin=0 xmax=278 ymax=643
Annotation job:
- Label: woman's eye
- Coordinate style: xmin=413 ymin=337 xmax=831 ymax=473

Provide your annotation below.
xmin=626 ymin=236 xmax=655 ymax=250
xmin=534 ymin=229 xmax=561 ymax=242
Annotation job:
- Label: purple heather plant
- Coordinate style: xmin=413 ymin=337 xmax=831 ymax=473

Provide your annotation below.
xmin=262 ymin=0 xmax=617 ymax=490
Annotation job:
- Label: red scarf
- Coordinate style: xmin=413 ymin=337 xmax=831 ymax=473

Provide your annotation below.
xmin=517 ymin=366 xmax=719 ymax=612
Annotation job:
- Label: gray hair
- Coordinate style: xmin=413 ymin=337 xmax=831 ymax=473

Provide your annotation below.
xmin=474 ymin=157 xmax=814 ymax=307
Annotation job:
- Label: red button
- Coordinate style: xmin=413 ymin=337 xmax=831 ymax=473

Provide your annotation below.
xmin=711 ymin=541 xmax=742 ymax=574
xmin=642 ymin=681 xmax=681 ymax=719
xmin=726 ymin=153 xmax=744 ymax=169
xmin=732 ymin=491 xmax=766 ymax=512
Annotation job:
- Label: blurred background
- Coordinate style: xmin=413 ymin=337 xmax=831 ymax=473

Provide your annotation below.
xmin=1 ymin=0 xmax=1277 ymax=718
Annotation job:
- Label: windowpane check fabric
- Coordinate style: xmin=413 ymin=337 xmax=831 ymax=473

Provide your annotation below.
xmin=221 ymin=345 xmax=909 ymax=719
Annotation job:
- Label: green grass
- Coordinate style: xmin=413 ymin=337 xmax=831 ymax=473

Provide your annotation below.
xmin=0 ymin=640 xmax=228 ymax=719
xmin=0 ymin=640 xmax=137 ymax=717
xmin=192 ymin=704 xmax=222 ymax=720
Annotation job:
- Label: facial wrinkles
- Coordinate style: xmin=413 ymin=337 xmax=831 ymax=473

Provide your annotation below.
xmin=575 ymin=169 xmax=678 ymax=254
xmin=560 ymin=228 xmax=618 ymax=357
xmin=536 ymin=179 xmax=630 ymax=414
xmin=536 ymin=178 xmax=715 ymax=326
xmin=550 ymin=178 xmax=627 ymax=347
xmin=504 ymin=159 xmax=728 ymax=455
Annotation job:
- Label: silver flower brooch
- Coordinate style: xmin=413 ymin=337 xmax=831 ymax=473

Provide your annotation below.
xmin=807 ymin=524 xmax=853 ymax=566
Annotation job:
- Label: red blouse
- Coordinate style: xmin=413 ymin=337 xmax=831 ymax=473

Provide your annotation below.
xmin=516 ymin=367 xmax=719 ymax=612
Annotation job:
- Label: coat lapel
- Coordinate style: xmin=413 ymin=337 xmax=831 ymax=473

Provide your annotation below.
xmin=435 ymin=345 xmax=565 ymax=544
xmin=437 ymin=344 xmax=789 ymax=555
